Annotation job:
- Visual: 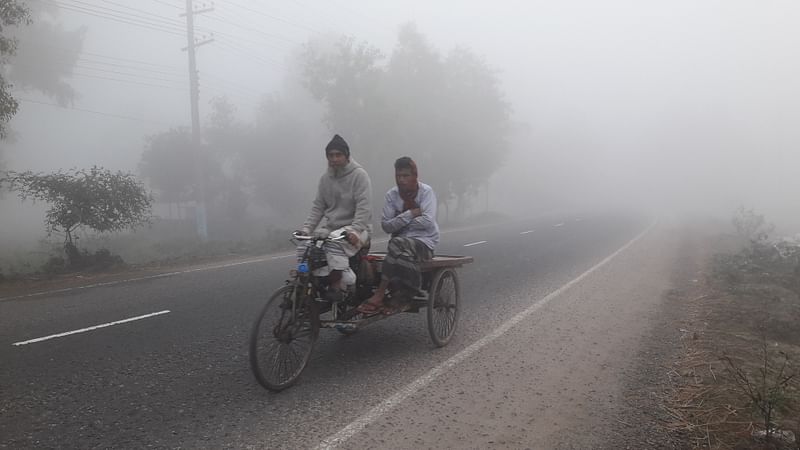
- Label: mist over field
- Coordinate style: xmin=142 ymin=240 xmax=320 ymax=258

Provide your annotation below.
xmin=2 ymin=0 xmax=800 ymax=266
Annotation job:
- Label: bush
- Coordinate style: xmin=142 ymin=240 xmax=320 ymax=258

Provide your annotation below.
xmin=40 ymin=247 xmax=124 ymax=274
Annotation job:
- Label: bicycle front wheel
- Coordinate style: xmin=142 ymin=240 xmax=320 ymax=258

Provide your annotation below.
xmin=249 ymin=284 xmax=319 ymax=391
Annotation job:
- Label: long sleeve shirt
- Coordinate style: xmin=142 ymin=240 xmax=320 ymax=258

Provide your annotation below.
xmin=302 ymin=158 xmax=373 ymax=235
xmin=380 ymin=182 xmax=439 ymax=250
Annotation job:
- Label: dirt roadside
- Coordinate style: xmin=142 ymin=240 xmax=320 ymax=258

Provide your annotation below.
xmin=327 ymin=220 xmax=762 ymax=449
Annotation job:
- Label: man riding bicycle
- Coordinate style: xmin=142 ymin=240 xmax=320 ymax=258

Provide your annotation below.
xmin=297 ymin=134 xmax=373 ymax=302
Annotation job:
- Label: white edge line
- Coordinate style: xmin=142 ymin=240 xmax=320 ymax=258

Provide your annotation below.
xmin=463 ymin=240 xmax=487 ymax=247
xmin=314 ymin=220 xmax=657 ymax=450
xmin=12 ymin=310 xmax=171 ymax=346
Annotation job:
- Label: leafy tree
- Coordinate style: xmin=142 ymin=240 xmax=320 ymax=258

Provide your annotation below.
xmin=0 ymin=0 xmax=31 ymax=139
xmin=241 ymin=93 xmax=320 ymax=218
xmin=0 ymin=1 xmax=84 ymax=168
xmin=299 ymin=24 xmax=511 ymax=220
xmin=1 ymin=167 xmax=153 ymax=264
xmin=203 ymin=96 xmax=252 ymax=221
xmin=437 ymin=45 xmax=510 ymax=214
xmin=7 ymin=1 xmax=85 ymax=106
xmin=301 ymin=35 xmax=391 ymax=173
xmin=139 ymin=128 xmax=194 ymax=217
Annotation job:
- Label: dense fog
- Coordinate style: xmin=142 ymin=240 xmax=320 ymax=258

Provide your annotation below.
xmin=2 ymin=0 xmax=799 ymax=257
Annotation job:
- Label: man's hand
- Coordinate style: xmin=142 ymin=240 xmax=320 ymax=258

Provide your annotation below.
xmin=410 ymin=208 xmax=422 ymax=218
xmin=346 ymin=231 xmax=361 ymax=246
xmin=312 ymin=228 xmax=330 ymax=239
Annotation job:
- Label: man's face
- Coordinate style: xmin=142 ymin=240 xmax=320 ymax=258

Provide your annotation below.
xmin=326 ymin=149 xmax=348 ymax=168
xmin=395 ymin=168 xmax=415 ymax=190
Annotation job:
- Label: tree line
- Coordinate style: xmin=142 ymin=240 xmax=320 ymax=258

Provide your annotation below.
xmin=0 ymin=12 xmax=512 ymax=268
xmin=140 ymin=24 xmax=512 ymax=228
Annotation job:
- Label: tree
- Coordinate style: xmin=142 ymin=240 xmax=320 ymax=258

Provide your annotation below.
xmin=298 ymin=24 xmax=512 ymax=220
xmin=0 ymin=0 xmax=31 ymax=139
xmin=7 ymin=1 xmax=85 ymax=106
xmin=203 ymin=95 xmax=252 ymax=222
xmin=2 ymin=167 xmax=153 ymax=265
xmin=139 ymin=128 xmax=195 ymax=217
xmin=300 ymin=35 xmax=392 ymax=173
xmin=0 ymin=1 xmax=84 ymax=169
xmin=241 ymin=93 xmax=319 ymax=219
xmin=437 ymin=45 xmax=511 ymax=216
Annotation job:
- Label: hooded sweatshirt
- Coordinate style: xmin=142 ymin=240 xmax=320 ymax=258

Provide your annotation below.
xmin=302 ymin=158 xmax=373 ymax=235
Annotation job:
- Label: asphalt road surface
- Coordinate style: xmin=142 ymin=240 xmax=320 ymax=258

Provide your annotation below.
xmin=1 ymin=211 xmax=657 ymax=449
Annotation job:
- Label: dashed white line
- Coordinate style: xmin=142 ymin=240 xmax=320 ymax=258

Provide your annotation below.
xmin=12 ymin=310 xmax=171 ymax=346
xmin=463 ymin=240 xmax=487 ymax=247
xmin=313 ymin=220 xmax=657 ymax=449
xmin=553 ymin=222 xmax=565 ymax=227
xmin=520 ymin=230 xmax=535 ymax=235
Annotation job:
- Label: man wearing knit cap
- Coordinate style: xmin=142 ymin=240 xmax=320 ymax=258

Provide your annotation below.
xmin=297 ymin=134 xmax=372 ymax=301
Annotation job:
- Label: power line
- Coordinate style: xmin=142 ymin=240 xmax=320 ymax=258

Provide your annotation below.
xmin=72 ymin=56 xmax=185 ymax=77
xmin=152 ymin=0 xmax=183 ymax=11
xmin=198 ymin=82 xmax=260 ymax=109
xmin=149 ymin=0 xmax=183 ymax=10
xmin=19 ymin=42 xmax=269 ymax=101
xmin=222 ymin=0 xmax=322 ymax=34
xmin=18 ymin=97 xmax=174 ymax=125
xmin=35 ymin=52 xmax=187 ymax=80
xmin=61 ymin=0 xmax=186 ymax=29
xmin=25 ymin=42 xmax=186 ymax=71
xmin=211 ymin=39 xmax=286 ymax=71
xmin=49 ymin=0 xmax=186 ymax=36
xmin=20 ymin=62 xmax=188 ymax=90
xmin=197 ymin=10 xmax=300 ymax=47
xmin=202 ymin=72 xmax=264 ymax=98
xmin=70 ymin=63 xmax=186 ymax=84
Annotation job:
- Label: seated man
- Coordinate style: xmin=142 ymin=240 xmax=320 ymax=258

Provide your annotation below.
xmin=298 ymin=134 xmax=372 ymax=301
xmin=358 ymin=156 xmax=439 ymax=314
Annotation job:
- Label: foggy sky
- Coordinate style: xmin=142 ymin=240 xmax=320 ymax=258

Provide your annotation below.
xmin=3 ymin=0 xmax=800 ymax=241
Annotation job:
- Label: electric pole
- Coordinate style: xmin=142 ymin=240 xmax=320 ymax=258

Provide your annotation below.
xmin=182 ymin=0 xmax=213 ymax=241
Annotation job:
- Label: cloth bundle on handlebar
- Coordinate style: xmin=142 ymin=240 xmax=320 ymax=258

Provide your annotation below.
xmin=308 ymin=243 xmax=328 ymax=270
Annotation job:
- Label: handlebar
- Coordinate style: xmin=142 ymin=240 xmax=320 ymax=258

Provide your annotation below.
xmin=292 ymin=231 xmax=347 ymax=242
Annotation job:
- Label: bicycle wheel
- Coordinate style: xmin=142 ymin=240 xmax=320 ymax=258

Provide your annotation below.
xmin=426 ymin=268 xmax=460 ymax=347
xmin=249 ymin=284 xmax=320 ymax=391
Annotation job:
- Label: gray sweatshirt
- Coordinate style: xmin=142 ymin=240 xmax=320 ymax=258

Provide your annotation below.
xmin=302 ymin=158 xmax=373 ymax=235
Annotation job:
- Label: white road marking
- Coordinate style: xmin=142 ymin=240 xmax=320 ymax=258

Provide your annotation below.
xmin=314 ymin=220 xmax=657 ymax=450
xmin=463 ymin=240 xmax=487 ymax=247
xmin=12 ymin=310 xmax=171 ymax=346
xmin=520 ymin=230 xmax=535 ymax=235
xmin=553 ymin=222 xmax=565 ymax=227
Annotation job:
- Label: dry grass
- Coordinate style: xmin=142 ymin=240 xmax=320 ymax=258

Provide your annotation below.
xmin=662 ymin=239 xmax=800 ymax=449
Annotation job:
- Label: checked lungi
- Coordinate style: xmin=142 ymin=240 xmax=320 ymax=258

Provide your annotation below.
xmin=381 ymin=237 xmax=433 ymax=291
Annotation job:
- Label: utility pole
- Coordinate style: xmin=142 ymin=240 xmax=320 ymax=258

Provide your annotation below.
xmin=182 ymin=0 xmax=213 ymax=241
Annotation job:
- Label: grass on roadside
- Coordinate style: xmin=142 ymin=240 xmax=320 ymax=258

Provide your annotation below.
xmin=663 ymin=227 xmax=800 ymax=449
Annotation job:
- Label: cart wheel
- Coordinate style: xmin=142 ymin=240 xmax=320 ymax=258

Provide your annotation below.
xmin=249 ymin=285 xmax=319 ymax=391
xmin=427 ymin=268 xmax=460 ymax=347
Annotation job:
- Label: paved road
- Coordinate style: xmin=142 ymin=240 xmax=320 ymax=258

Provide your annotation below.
xmin=0 ymin=211 xmax=649 ymax=449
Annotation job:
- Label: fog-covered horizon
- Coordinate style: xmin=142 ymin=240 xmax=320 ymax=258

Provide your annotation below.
xmin=2 ymin=0 xmax=800 ymax=247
